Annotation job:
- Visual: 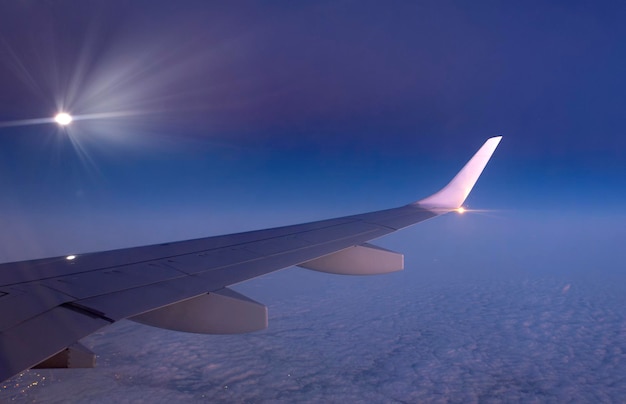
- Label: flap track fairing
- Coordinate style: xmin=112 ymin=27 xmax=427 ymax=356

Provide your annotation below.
xmin=129 ymin=288 xmax=267 ymax=334
xmin=298 ymin=243 xmax=404 ymax=275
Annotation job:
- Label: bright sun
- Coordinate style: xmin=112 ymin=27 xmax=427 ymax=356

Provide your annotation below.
xmin=54 ymin=112 xmax=73 ymax=126
xmin=456 ymin=207 xmax=466 ymax=214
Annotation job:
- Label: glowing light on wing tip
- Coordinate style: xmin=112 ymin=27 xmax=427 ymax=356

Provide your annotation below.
xmin=55 ymin=113 xmax=73 ymax=126
xmin=456 ymin=207 xmax=465 ymax=214
xmin=66 ymin=255 xmax=76 ymax=261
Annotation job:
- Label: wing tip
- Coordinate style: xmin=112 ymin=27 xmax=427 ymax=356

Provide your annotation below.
xmin=416 ymin=136 xmax=502 ymax=210
xmin=487 ymin=135 xmax=503 ymax=146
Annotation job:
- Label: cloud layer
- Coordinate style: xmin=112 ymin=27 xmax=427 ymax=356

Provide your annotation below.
xmin=3 ymin=265 xmax=625 ymax=402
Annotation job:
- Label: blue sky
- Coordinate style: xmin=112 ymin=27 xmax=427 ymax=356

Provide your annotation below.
xmin=1 ymin=0 xmax=624 ymax=261
xmin=1 ymin=1 xmax=625 ymax=401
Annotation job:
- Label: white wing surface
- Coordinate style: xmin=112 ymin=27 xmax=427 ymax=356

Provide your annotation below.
xmin=0 ymin=136 xmax=501 ymax=382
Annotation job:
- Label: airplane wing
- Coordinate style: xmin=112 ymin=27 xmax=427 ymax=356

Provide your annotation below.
xmin=0 ymin=136 xmax=501 ymax=382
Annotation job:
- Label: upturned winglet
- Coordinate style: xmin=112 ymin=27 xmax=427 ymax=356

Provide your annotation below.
xmin=416 ymin=136 xmax=502 ymax=210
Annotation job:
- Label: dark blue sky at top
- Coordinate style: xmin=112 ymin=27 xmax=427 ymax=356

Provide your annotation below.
xmin=0 ymin=0 xmax=625 ymax=261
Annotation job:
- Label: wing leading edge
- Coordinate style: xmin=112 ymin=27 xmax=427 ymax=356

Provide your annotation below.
xmin=0 ymin=136 xmax=501 ymax=382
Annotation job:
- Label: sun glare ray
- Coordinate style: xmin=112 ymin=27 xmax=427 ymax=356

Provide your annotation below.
xmin=0 ymin=37 xmax=48 ymax=102
xmin=0 ymin=117 xmax=56 ymax=128
xmin=63 ymin=124 xmax=104 ymax=179
xmin=0 ymin=110 xmax=151 ymax=129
